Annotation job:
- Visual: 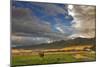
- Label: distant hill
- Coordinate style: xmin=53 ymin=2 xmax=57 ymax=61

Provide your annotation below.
xmin=13 ymin=37 xmax=96 ymax=49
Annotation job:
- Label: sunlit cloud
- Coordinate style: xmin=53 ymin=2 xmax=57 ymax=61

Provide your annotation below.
xmin=68 ymin=5 xmax=96 ymax=38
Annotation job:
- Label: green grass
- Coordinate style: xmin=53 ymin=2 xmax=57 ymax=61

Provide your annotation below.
xmin=12 ymin=52 xmax=96 ymax=66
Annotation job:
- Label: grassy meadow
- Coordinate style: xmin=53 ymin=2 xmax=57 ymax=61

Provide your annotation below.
xmin=12 ymin=49 xmax=96 ymax=66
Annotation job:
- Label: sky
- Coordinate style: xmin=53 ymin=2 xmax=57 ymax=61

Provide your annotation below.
xmin=11 ymin=1 xmax=96 ymax=47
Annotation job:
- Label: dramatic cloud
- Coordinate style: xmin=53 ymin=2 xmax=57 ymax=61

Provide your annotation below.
xmin=12 ymin=7 xmax=52 ymax=33
xmin=68 ymin=5 xmax=96 ymax=38
xmin=11 ymin=1 xmax=96 ymax=47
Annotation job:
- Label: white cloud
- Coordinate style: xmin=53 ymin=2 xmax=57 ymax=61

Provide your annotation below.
xmin=56 ymin=26 xmax=65 ymax=33
xmin=68 ymin=5 xmax=73 ymax=9
xmin=68 ymin=5 xmax=96 ymax=38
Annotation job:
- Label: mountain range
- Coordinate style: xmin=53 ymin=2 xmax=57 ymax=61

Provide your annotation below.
xmin=12 ymin=37 xmax=96 ymax=50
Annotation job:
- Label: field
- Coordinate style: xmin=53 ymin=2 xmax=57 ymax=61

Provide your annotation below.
xmin=12 ymin=48 xmax=96 ymax=66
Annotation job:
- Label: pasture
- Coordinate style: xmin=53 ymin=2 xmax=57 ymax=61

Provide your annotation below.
xmin=12 ymin=50 xmax=96 ymax=66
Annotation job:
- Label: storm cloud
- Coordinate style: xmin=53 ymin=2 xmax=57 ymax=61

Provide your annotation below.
xmin=12 ymin=7 xmax=52 ymax=33
xmin=68 ymin=5 xmax=96 ymax=38
xmin=11 ymin=1 xmax=96 ymax=46
xmin=11 ymin=4 xmax=70 ymax=45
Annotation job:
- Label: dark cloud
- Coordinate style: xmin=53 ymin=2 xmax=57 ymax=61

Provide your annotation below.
xmin=12 ymin=35 xmax=52 ymax=46
xmin=11 ymin=1 xmax=96 ymax=47
xmin=12 ymin=32 xmax=69 ymax=46
xmin=12 ymin=7 xmax=52 ymax=33
xmin=11 ymin=7 xmax=68 ymax=46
